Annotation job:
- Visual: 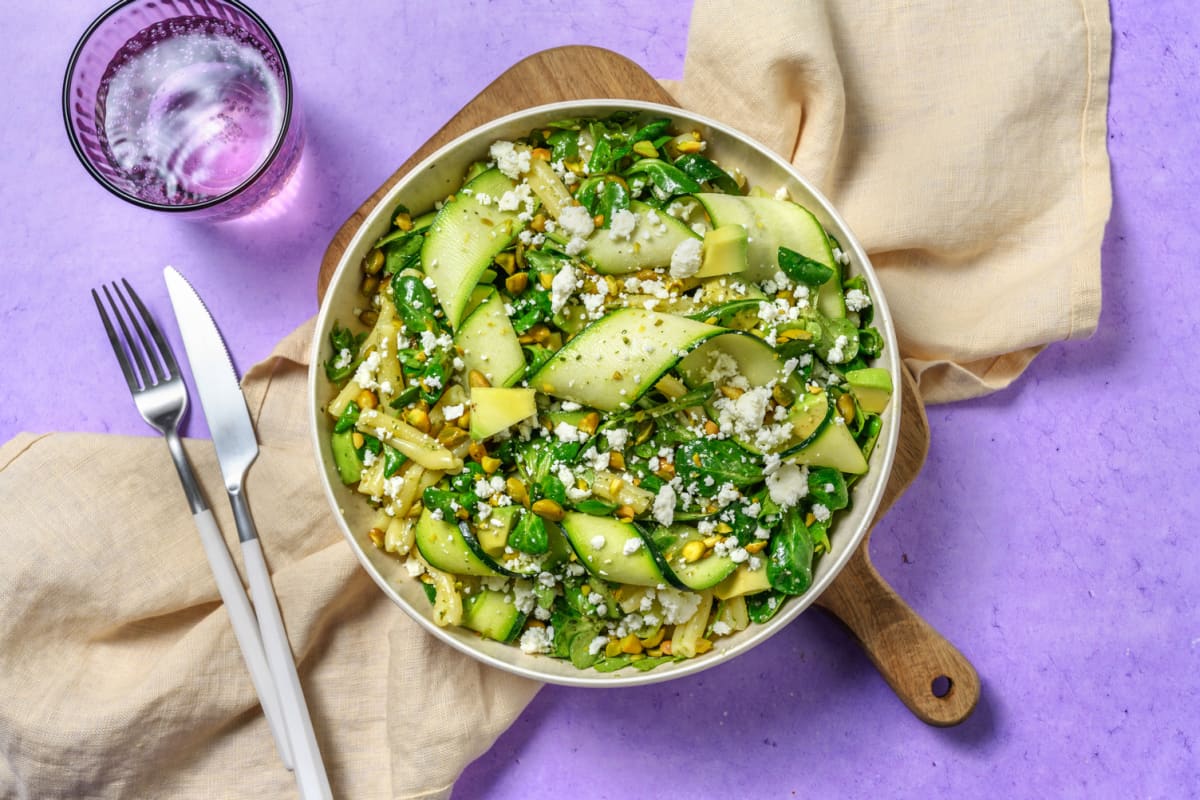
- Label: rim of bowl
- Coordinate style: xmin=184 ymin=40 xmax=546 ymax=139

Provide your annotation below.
xmin=60 ymin=0 xmax=295 ymax=214
xmin=308 ymin=98 xmax=902 ymax=687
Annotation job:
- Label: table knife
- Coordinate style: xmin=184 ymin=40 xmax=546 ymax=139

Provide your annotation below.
xmin=165 ymin=266 xmax=332 ymax=800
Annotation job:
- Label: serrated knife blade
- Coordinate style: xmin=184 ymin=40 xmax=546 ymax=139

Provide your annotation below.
xmin=163 ymin=266 xmax=258 ymax=492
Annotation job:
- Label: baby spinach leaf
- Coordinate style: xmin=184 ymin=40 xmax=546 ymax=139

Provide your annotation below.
xmin=675 ymin=439 xmax=764 ymax=487
xmin=767 ymin=508 xmax=814 ymax=595
xmin=673 ymin=153 xmax=741 ymax=194
xmin=573 ymin=498 xmax=618 ymax=515
xmin=388 ymin=384 xmax=421 ymax=410
xmin=858 ymin=327 xmax=884 ymax=358
xmin=333 ymin=401 xmax=361 ymax=434
xmin=509 ymin=511 xmax=549 ymax=555
xmin=624 ymin=158 xmax=702 ymax=197
xmin=778 ymin=246 xmax=834 ymax=286
xmin=843 ymin=275 xmax=874 ymax=325
xmin=355 ymin=433 xmax=382 ymax=460
xmin=324 ymin=323 xmax=365 ymax=382
xmin=593 ymin=655 xmax=632 ymax=673
xmin=391 ymin=274 xmax=439 ymax=332
xmin=383 ymin=445 xmax=407 ymax=478
xmin=383 ymin=231 xmax=425 ymax=275
xmin=547 ymin=129 xmax=580 ymax=161
xmin=807 ymin=467 xmax=848 ymax=512
xmin=746 ymin=590 xmax=787 ymax=623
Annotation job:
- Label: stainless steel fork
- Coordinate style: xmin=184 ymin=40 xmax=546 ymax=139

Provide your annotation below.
xmin=92 ymin=280 xmax=294 ymax=770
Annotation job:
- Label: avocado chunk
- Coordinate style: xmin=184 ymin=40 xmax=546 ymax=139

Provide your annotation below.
xmin=714 ymin=562 xmax=773 ymax=600
xmin=695 ymin=224 xmax=749 ymax=278
xmin=477 ymin=505 xmax=521 ymax=557
xmin=470 ymin=387 xmax=537 ymax=440
xmin=845 ymin=367 xmax=893 ymax=414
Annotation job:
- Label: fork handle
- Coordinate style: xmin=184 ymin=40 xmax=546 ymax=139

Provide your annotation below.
xmin=234 ymin=493 xmax=332 ymax=800
xmin=192 ymin=508 xmax=296 ymax=770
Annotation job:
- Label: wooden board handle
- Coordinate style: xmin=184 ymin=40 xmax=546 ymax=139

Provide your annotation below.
xmin=817 ymin=366 xmax=980 ymax=725
xmin=818 ymin=549 xmax=980 ymax=726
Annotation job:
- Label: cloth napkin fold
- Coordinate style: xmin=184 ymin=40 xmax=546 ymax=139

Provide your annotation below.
xmin=0 ymin=2 xmax=1111 ymax=797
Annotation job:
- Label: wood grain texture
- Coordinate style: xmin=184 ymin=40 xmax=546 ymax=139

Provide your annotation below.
xmin=318 ymin=45 xmax=979 ymax=726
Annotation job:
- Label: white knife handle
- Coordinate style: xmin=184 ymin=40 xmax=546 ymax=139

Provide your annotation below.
xmin=192 ymin=508 xmax=295 ymax=771
xmin=237 ymin=516 xmax=332 ymax=800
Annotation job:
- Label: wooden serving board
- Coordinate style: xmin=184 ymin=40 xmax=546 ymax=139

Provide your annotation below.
xmin=318 ymin=46 xmax=979 ymax=726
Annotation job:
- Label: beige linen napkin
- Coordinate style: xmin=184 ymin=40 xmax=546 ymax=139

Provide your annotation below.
xmin=0 ymin=3 xmax=1111 ymax=798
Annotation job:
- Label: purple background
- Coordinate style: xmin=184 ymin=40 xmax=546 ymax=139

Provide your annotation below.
xmin=3 ymin=2 xmax=1197 ymax=797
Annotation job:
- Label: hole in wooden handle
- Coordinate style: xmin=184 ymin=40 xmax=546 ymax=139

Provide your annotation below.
xmin=930 ymin=675 xmax=953 ymax=698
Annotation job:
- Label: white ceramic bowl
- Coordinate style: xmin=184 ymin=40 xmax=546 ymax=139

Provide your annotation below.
xmin=309 ymin=99 xmax=901 ymax=687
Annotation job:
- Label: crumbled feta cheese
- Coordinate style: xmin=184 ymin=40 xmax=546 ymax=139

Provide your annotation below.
xmin=766 ymin=463 xmax=809 ymax=508
xmin=588 ymin=636 xmax=609 ymax=656
xmin=845 ymin=288 xmax=871 ymax=311
xmin=711 ymin=620 xmax=733 ymax=636
xmin=773 ymin=186 xmax=790 ymax=201
xmin=550 ymin=264 xmax=580 ymax=313
xmin=490 ymin=141 xmax=531 ymax=179
xmin=590 ymin=535 xmax=606 ymax=550
xmin=656 ymin=587 xmax=702 ymax=625
xmin=652 ymin=484 xmax=676 ymax=527
xmin=606 ymin=428 xmax=629 ymax=449
xmin=554 ymin=421 xmax=588 ymax=443
xmin=669 ymin=237 xmax=703 ymax=278
xmin=512 ymin=581 xmax=537 ymax=613
xmin=352 ymin=349 xmax=382 ymax=389
xmin=442 ymin=404 xmax=465 ymax=421
xmin=827 ymin=334 xmax=849 ymax=364
xmin=622 ymin=537 xmax=643 ymax=556
xmin=608 ymin=208 xmax=637 ymax=241
xmin=519 ymin=625 xmax=554 ymax=654
xmin=558 ymin=205 xmax=596 ymax=239
xmin=497 ymin=182 xmax=533 ymax=212
xmin=812 ymin=503 xmax=831 ymax=523
xmin=333 ymin=349 xmax=352 ymax=370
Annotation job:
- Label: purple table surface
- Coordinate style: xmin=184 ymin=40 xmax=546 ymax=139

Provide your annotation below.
xmin=2 ymin=2 xmax=1197 ymax=797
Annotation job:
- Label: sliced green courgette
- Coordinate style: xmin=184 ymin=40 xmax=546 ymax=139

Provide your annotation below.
xmin=528 ymin=308 xmax=725 ymax=412
xmin=646 ymin=524 xmax=739 ymax=590
xmin=414 ymin=507 xmax=509 ymax=577
xmin=456 ymin=288 xmax=525 ymax=387
xmin=462 ymin=589 xmax=525 ymax=642
xmin=559 ymin=512 xmax=666 ymax=587
xmin=580 ymin=200 xmax=699 ymax=274
xmin=788 ymin=418 xmax=869 ymax=474
xmin=422 ymin=169 xmax=522 ymax=328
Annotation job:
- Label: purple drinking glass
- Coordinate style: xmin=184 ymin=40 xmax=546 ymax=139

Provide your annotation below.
xmin=63 ymin=0 xmax=303 ymax=221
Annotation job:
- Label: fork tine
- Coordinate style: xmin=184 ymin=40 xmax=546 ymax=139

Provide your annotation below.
xmin=103 ymin=284 xmax=152 ymax=390
xmin=92 ymin=288 xmax=139 ymax=393
xmin=113 ymin=281 xmax=165 ymax=384
xmin=122 ymin=278 xmax=179 ymax=378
